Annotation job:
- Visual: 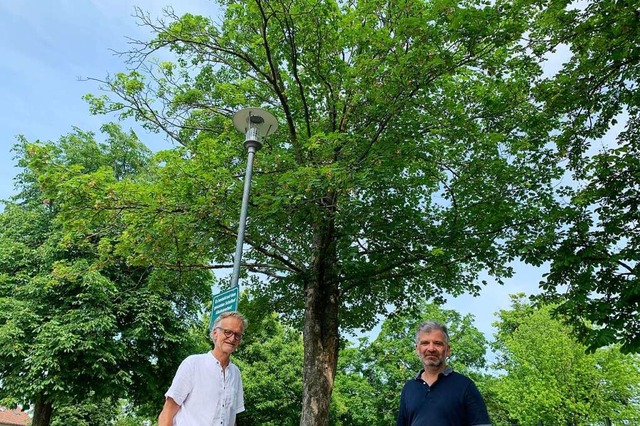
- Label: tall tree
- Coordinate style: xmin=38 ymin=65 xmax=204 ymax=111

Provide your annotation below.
xmin=0 ymin=125 xmax=210 ymax=426
xmin=66 ymin=0 xmax=563 ymax=423
xmin=519 ymin=0 xmax=640 ymax=351
xmin=490 ymin=294 xmax=640 ymax=425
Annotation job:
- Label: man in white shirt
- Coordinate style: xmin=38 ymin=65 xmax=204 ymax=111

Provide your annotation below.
xmin=158 ymin=311 xmax=248 ymax=426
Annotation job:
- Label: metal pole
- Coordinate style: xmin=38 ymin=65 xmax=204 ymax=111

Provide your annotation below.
xmin=230 ymin=140 xmax=260 ymax=288
xmin=229 ymin=107 xmax=277 ymax=289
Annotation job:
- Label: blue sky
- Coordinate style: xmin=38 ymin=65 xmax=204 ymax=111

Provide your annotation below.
xmin=0 ymin=0 xmax=216 ymax=200
xmin=0 ymin=0 xmax=543 ymax=343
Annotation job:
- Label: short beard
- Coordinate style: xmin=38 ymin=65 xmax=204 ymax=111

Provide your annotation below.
xmin=422 ymin=357 xmax=444 ymax=368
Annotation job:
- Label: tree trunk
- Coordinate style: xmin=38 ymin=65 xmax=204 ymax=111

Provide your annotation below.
xmin=32 ymin=393 xmax=53 ymax=426
xmin=300 ymin=212 xmax=339 ymax=426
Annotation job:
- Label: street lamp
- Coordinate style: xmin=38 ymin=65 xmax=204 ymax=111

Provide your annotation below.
xmin=230 ymin=107 xmax=278 ymax=288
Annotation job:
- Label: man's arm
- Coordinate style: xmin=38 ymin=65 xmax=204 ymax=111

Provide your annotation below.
xmin=396 ymin=386 xmax=408 ymax=426
xmin=465 ymin=380 xmax=491 ymax=426
xmin=158 ymin=397 xmax=180 ymax=426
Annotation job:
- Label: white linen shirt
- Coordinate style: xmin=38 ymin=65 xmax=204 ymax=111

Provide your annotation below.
xmin=165 ymin=352 xmax=245 ymax=426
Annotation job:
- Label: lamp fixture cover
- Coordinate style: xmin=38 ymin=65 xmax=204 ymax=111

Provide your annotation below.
xmin=232 ymin=107 xmax=278 ymax=138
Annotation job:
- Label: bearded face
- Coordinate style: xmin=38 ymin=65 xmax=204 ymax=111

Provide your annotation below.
xmin=415 ymin=330 xmax=450 ymax=370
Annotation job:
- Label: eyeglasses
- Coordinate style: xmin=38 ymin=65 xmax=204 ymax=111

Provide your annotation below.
xmin=215 ymin=327 xmax=243 ymax=341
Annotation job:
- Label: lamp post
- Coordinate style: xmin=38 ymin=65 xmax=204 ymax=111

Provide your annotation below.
xmin=230 ymin=107 xmax=278 ymax=288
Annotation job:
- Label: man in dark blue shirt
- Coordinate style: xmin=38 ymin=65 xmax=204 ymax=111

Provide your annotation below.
xmin=396 ymin=321 xmax=491 ymax=426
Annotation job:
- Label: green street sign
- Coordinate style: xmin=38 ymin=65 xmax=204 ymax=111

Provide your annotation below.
xmin=208 ymin=286 xmax=239 ymax=331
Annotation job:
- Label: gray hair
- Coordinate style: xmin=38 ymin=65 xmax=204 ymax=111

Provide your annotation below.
xmin=415 ymin=320 xmax=449 ymax=345
xmin=211 ymin=311 xmax=249 ymax=338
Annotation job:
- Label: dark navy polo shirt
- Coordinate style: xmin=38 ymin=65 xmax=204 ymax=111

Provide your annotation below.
xmin=396 ymin=367 xmax=491 ymax=426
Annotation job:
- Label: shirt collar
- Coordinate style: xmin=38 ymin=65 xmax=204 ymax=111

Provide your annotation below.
xmin=415 ymin=366 xmax=453 ymax=380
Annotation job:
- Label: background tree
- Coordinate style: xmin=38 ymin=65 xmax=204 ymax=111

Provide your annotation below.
xmin=489 ymin=294 xmax=640 ymax=425
xmin=234 ymin=296 xmax=304 ymax=426
xmin=0 ymin=125 xmax=210 ymax=426
xmin=518 ymin=0 xmax=640 ymax=351
xmin=333 ymin=303 xmax=489 ymax=425
xmin=56 ymin=0 xmax=567 ymax=423
xmin=50 ymin=398 xmax=120 ymax=426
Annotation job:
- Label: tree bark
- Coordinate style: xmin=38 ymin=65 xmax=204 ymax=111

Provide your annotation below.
xmin=31 ymin=393 xmax=53 ymax=426
xmin=300 ymin=213 xmax=339 ymax=426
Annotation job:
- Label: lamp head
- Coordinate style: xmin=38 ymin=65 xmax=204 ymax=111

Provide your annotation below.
xmin=232 ymin=107 xmax=278 ymax=150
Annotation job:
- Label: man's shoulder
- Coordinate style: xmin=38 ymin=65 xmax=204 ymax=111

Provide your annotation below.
xmin=181 ymin=352 xmax=213 ymax=365
xmin=444 ymin=370 xmax=476 ymax=383
xmin=184 ymin=351 xmax=210 ymax=359
xmin=400 ymin=373 xmax=424 ymax=391
xmin=227 ymin=360 xmax=242 ymax=375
